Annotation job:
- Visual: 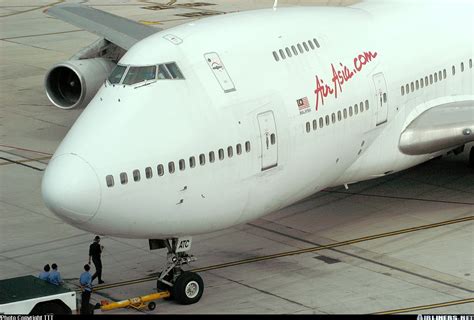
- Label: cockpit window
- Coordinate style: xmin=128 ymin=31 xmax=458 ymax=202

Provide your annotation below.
xmin=165 ymin=63 xmax=184 ymax=79
xmin=108 ymin=65 xmax=127 ymax=84
xmin=157 ymin=64 xmax=172 ymax=80
xmin=110 ymin=62 xmax=184 ymax=86
xmin=122 ymin=66 xmax=157 ymax=85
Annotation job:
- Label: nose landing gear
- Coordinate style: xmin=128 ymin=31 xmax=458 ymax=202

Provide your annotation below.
xmin=151 ymin=237 xmax=204 ymax=305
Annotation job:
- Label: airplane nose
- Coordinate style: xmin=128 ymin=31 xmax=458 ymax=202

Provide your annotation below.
xmin=42 ymin=153 xmax=101 ymax=223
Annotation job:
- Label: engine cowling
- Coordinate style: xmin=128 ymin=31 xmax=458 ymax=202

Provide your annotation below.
xmin=45 ymin=58 xmax=115 ymax=110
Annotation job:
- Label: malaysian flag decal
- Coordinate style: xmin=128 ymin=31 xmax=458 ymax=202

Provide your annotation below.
xmin=297 ymin=97 xmax=311 ymax=115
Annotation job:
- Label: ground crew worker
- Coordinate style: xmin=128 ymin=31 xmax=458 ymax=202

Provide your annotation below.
xmin=79 ymin=264 xmax=93 ymax=315
xmin=48 ymin=263 xmax=64 ymax=285
xmin=38 ymin=264 xmax=50 ymax=281
xmin=89 ymin=236 xmax=104 ymax=284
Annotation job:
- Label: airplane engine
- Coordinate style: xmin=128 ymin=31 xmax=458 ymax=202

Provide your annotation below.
xmin=45 ymin=58 xmax=115 ymax=110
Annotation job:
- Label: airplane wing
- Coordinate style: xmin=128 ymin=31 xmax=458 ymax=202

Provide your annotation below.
xmin=46 ymin=4 xmax=160 ymax=50
xmin=399 ymin=100 xmax=474 ymax=155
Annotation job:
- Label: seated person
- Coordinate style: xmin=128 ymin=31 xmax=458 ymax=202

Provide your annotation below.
xmin=48 ymin=263 xmax=64 ymax=286
xmin=38 ymin=264 xmax=50 ymax=281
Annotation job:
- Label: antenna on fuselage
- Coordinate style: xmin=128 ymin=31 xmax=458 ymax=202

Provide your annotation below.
xmin=273 ymin=0 xmax=278 ymax=10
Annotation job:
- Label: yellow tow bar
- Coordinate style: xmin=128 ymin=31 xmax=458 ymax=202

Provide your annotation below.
xmin=100 ymin=291 xmax=171 ymax=312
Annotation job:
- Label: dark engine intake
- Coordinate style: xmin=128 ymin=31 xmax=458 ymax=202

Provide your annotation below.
xmin=45 ymin=58 xmax=115 ymax=110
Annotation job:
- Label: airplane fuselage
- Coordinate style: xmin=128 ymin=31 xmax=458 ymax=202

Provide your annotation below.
xmin=42 ymin=2 xmax=473 ymax=238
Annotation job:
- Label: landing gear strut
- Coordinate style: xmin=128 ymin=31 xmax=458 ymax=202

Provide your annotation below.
xmin=151 ymin=237 xmax=204 ymax=305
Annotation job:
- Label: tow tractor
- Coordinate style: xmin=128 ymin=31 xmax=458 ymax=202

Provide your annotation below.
xmin=0 ymin=275 xmax=76 ymax=314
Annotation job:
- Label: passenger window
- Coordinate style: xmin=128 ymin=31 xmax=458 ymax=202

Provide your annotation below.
xmin=279 ymin=49 xmax=286 ymax=60
xmin=434 ymin=72 xmax=438 ymax=82
xmin=179 ymin=159 xmax=185 ymax=171
xmin=349 ymin=106 xmax=353 ymax=117
xmin=308 ymin=40 xmax=315 ymax=50
xmin=236 ymin=144 xmax=242 ymax=155
xmin=313 ymin=119 xmax=317 ymax=130
xmin=325 ymin=115 xmax=330 ymax=126
xmin=297 ymin=44 xmax=304 ymax=54
xmin=420 ymin=78 xmax=424 ymax=88
xmin=452 ymin=65 xmax=456 ymax=75
xmin=157 ymin=64 xmax=172 ymax=79
xmin=319 ymin=117 xmax=324 ymax=128
xmin=306 ymin=122 xmax=311 ymax=133
xmin=199 ymin=154 xmax=206 ymax=166
xmin=108 ymin=65 xmax=127 ymax=84
xmin=331 ymin=113 xmax=336 ymax=123
xmin=461 ymin=62 xmax=464 ymax=72
xmin=313 ymin=38 xmax=320 ymax=48
xmin=145 ymin=167 xmax=153 ymax=179
xmin=383 ymin=93 xmax=387 ymax=103
xmin=165 ymin=63 xmax=184 ymax=79
xmin=133 ymin=169 xmax=141 ymax=182
xmin=338 ymin=111 xmax=342 ymax=120
xmin=401 ymin=86 xmax=405 ymax=96
xmin=292 ymin=46 xmax=298 ymax=56
xmin=189 ymin=156 xmax=196 ymax=168
xmin=354 ymin=104 xmax=359 ymax=115
xmin=443 ymin=69 xmax=447 ymax=79
xmin=120 ymin=172 xmax=128 ymax=185
xmin=272 ymin=51 xmax=279 ymax=62
xmin=470 ymin=59 xmax=472 ymax=69
xmin=209 ymin=151 xmax=215 ymax=163
xmin=410 ymin=82 xmax=414 ymax=92
xmin=106 ymin=175 xmax=114 ymax=187
xmin=438 ymin=71 xmax=442 ymax=80
xmin=168 ymin=162 xmax=175 ymax=174
xmin=157 ymin=164 xmax=164 ymax=176
xmin=270 ymin=134 xmax=276 ymax=145
xmin=365 ymin=100 xmax=369 ymax=110
xmin=303 ymin=42 xmax=309 ymax=52
xmin=227 ymin=146 xmax=233 ymax=158
xmin=416 ymin=80 xmax=419 ymax=90
xmin=406 ymin=84 xmax=410 ymax=93
xmin=219 ymin=148 xmax=225 ymax=160
xmin=430 ymin=74 xmax=433 ymax=84
xmin=245 ymin=141 xmax=251 ymax=152
xmin=343 ymin=108 xmax=347 ymax=119
xmin=123 ymin=65 xmax=157 ymax=85
xmin=285 ymin=47 xmax=292 ymax=57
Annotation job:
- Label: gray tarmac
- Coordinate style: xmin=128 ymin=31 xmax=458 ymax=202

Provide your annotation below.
xmin=0 ymin=0 xmax=473 ymax=314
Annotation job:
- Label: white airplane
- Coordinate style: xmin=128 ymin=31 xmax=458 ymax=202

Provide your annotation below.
xmin=41 ymin=0 xmax=473 ymax=304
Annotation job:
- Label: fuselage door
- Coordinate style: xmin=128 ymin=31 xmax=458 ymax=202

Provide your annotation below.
xmin=204 ymin=52 xmax=236 ymax=93
xmin=257 ymin=111 xmax=278 ymax=171
xmin=373 ymin=72 xmax=388 ymax=125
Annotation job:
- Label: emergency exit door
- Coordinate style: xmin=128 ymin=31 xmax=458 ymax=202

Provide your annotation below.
xmin=373 ymin=72 xmax=388 ymax=126
xmin=257 ymin=111 xmax=278 ymax=171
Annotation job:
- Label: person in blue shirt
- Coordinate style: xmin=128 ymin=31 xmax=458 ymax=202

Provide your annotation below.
xmin=48 ymin=263 xmax=63 ymax=286
xmin=79 ymin=264 xmax=93 ymax=315
xmin=38 ymin=264 xmax=50 ymax=281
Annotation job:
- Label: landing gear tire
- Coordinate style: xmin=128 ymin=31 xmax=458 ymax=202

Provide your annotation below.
xmin=173 ymin=271 xmax=204 ymax=305
xmin=148 ymin=302 xmax=156 ymax=311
